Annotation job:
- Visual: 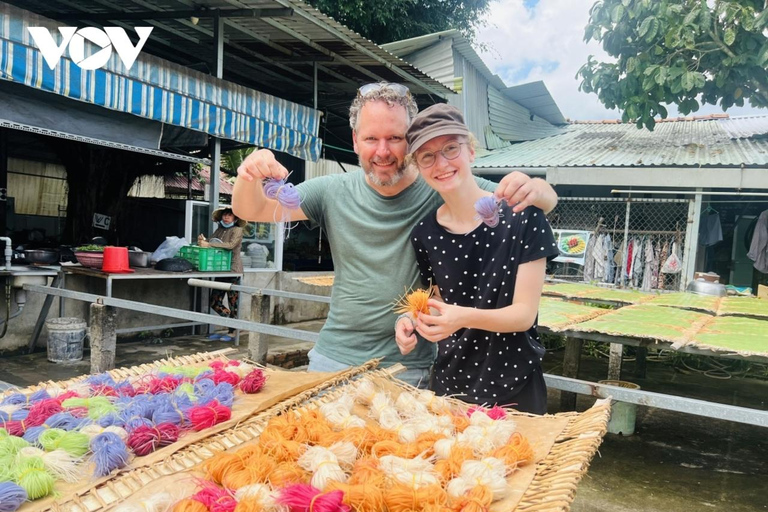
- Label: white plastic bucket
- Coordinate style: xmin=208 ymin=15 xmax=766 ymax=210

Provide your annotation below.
xmin=46 ymin=317 xmax=87 ymax=364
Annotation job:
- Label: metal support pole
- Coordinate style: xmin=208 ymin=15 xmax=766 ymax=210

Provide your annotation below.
xmin=90 ymin=302 xmax=117 ymax=373
xmin=685 ymin=191 xmax=703 ymax=284
xmin=248 ymin=293 xmax=271 ymax=363
xmin=559 ymin=336 xmax=583 ymax=411
xmin=208 ymin=10 xmax=224 ymax=225
xmin=634 ymin=346 xmax=647 ymax=378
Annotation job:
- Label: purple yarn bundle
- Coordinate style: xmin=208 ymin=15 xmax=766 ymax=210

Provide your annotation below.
xmin=0 ymin=482 xmax=27 ymax=512
xmin=90 ymin=432 xmax=129 ymax=477
xmin=263 ymin=178 xmax=301 ymax=210
xmin=474 ymin=196 xmax=502 ymax=228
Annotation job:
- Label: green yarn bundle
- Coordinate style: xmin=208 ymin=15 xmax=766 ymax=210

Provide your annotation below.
xmin=38 ymin=428 xmax=90 ymax=457
xmin=159 ymin=365 xmax=208 ymax=377
xmin=175 ymin=382 xmax=196 ymax=401
xmin=13 ymin=457 xmax=55 ymax=499
xmin=0 ymin=433 xmax=29 ymax=458
xmin=61 ymin=396 xmax=117 ymax=420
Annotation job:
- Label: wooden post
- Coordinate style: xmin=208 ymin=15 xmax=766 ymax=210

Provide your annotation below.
xmin=559 ymin=337 xmax=583 ymax=411
xmin=607 ymin=343 xmax=623 ymax=381
xmin=248 ymin=292 xmax=270 ymax=364
xmin=90 ymin=302 xmax=116 ymax=373
xmin=634 ymin=346 xmax=648 ymax=378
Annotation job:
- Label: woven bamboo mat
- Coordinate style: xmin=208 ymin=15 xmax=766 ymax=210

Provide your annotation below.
xmin=688 ymin=316 xmax=768 ymax=357
xmin=644 ymin=292 xmax=722 ymax=313
xmin=717 ymin=296 xmax=768 ymax=319
xmin=538 ymin=297 xmax=611 ymax=332
xmin=293 ymin=275 xmax=335 ymax=287
xmin=12 ymin=352 xmax=363 ymax=512
xmin=1 ymin=348 xmax=236 ymax=398
xmin=573 ymin=304 xmax=712 ymax=343
xmin=543 ymin=283 xmax=652 ymax=305
xmin=52 ymin=364 xmax=610 ymax=512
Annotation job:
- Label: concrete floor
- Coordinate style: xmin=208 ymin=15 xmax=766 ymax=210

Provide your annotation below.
xmin=1 ymin=323 xmax=766 ymax=512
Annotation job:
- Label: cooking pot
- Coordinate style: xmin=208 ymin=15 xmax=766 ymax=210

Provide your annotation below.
xmin=24 ymin=249 xmax=60 ymax=265
xmin=155 ymin=257 xmax=194 ymax=272
xmin=686 ymin=279 xmax=727 ymax=297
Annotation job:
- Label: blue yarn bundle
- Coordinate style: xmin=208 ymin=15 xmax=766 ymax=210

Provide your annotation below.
xmin=0 ymin=409 xmax=28 ymax=422
xmin=0 ymin=481 xmax=28 ymax=512
xmin=86 ymin=373 xmax=117 ymax=388
xmin=197 ymin=383 xmax=234 ymax=408
xmin=46 ymin=412 xmax=89 ymax=431
xmin=0 ymin=393 xmax=27 ymax=406
xmin=90 ymin=432 xmax=129 ymax=477
xmin=193 ymin=378 xmax=216 ymax=395
xmin=263 ymin=178 xmax=301 ymax=211
xmin=474 ymin=196 xmax=503 ymax=228
xmin=28 ymin=390 xmax=51 ymax=403
xmin=97 ymin=414 xmax=126 ymax=428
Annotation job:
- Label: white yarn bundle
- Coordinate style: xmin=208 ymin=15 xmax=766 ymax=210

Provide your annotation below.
xmin=368 ymin=392 xmax=395 ymax=421
xmin=319 ymin=394 xmax=366 ymax=430
xmin=17 ymin=446 xmax=83 ymax=483
xmin=378 ymin=454 xmax=440 ymax=488
xmin=415 ymin=389 xmax=451 ymax=413
xmin=326 ymin=441 xmax=357 ymax=470
xmin=229 ymin=363 xmax=256 ymax=378
xmin=297 ymin=445 xmax=347 ymax=490
xmin=457 ymin=413 xmax=517 ymax=455
xmin=394 ymin=392 xmax=429 ymax=418
xmin=354 ymin=380 xmax=377 ymax=406
xmin=0 ymin=403 xmax=23 ymax=415
xmin=235 ymin=483 xmax=288 ymax=512
xmin=80 ymin=424 xmax=129 ymax=441
xmin=446 ymin=457 xmax=509 ymax=500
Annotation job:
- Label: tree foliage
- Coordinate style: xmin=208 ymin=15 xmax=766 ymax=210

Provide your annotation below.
xmin=305 ymin=0 xmax=491 ymax=44
xmin=578 ymin=0 xmax=768 ymax=129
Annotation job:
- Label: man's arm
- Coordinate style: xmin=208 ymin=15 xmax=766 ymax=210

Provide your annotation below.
xmin=233 ymin=149 xmax=309 ymax=223
xmin=476 ymin=172 xmax=558 ymax=214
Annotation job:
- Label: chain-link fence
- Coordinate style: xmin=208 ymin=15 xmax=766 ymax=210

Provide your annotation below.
xmin=546 ymin=197 xmax=693 ymax=291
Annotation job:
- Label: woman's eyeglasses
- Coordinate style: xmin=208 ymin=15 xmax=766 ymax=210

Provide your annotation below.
xmin=415 ymin=142 xmax=467 ymax=168
xmin=358 ymin=82 xmax=411 ymax=98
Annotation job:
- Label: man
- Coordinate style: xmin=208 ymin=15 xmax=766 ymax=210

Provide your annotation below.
xmin=233 ymin=82 xmax=557 ymax=387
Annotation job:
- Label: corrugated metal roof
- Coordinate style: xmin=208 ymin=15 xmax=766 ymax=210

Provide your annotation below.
xmin=504 ymin=81 xmax=566 ymax=125
xmin=472 ymin=115 xmax=768 ymax=169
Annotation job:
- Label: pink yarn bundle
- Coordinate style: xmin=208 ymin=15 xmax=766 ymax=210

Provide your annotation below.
xmin=467 ymin=405 xmax=507 ymax=420
xmin=278 ymin=484 xmax=350 ymax=512
xmin=474 ymin=196 xmax=502 ymax=228
xmin=192 ymin=482 xmax=237 ymax=512
xmin=210 ymin=370 xmax=240 ymax=387
xmin=26 ymin=399 xmax=63 ymax=427
xmin=126 ymin=423 xmax=180 ymax=456
xmin=239 ymin=369 xmax=267 ymax=394
xmin=54 ymin=391 xmax=81 ymax=404
xmin=187 ymin=400 xmax=231 ymax=431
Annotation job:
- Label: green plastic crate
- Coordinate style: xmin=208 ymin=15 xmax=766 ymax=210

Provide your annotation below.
xmin=178 ymin=245 xmax=232 ymax=271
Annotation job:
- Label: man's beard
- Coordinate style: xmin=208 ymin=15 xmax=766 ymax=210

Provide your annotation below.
xmin=361 ymin=158 xmax=406 ymax=187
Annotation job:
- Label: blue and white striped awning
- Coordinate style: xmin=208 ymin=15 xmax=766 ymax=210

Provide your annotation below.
xmin=0 ymin=3 xmax=322 ymax=161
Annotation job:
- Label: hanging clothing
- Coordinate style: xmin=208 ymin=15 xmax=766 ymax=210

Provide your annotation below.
xmin=583 ymin=233 xmax=598 ymax=282
xmin=641 ymin=238 xmax=658 ymax=291
xmin=747 ymin=210 xmax=768 ymax=273
xmin=699 ymin=212 xmax=723 ymax=246
xmin=657 ymin=240 xmax=670 ymax=289
xmin=604 ymin=235 xmax=615 ymax=283
xmin=592 ymin=234 xmax=607 ymax=281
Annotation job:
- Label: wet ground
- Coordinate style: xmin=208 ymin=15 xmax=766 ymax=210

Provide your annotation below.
xmin=1 ymin=321 xmax=766 ymax=512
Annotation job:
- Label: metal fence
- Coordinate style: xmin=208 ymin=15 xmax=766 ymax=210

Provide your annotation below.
xmin=547 ymin=197 xmax=693 ymax=291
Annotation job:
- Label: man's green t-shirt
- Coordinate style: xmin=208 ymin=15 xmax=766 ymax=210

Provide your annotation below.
xmin=298 ymin=170 xmax=494 ymax=369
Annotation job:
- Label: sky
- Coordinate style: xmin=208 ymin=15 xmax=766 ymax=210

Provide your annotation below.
xmin=475 ymin=0 xmax=765 ymax=121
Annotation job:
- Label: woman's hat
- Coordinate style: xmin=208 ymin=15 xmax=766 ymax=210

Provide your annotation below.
xmin=406 ymin=103 xmax=469 ymax=154
xmin=211 ymin=207 xmax=247 ymax=227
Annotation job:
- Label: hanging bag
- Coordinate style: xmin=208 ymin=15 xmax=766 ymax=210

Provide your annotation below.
xmin=661 ymin=241 xmax=682 ymax=274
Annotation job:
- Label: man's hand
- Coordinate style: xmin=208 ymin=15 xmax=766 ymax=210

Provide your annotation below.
xmin=414 ymin=299 xmax=468 ymax=342
xmin=236 ymin=149 xmax=289 ymax=182
xmin=494 ymin=172 xmax=557 ymax=213
xmin=198 ymin=240 xmax=210 ymax=248
xmin=395 ymin=316 xmax=418 ymax=355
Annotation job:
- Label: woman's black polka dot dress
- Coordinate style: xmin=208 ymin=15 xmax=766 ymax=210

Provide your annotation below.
xmin=410 ymin=203 xmax=558 ymax=411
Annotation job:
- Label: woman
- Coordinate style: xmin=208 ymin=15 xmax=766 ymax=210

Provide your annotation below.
xmin=201 ymin=207 xmax=245 ymax=342
xmin=395 ymin=104 xmax=558 ymax=414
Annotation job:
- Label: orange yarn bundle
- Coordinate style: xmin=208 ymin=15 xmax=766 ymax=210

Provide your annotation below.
xmin=268 ymin=461 xmax=310 ymax=487
xmin=293 ymin=410 xmax=334 ymax=444
xmin=222 ymin=455 xmax=277 ymax=489
xmin=322 ymin=426 xmax=380 ymax=454
xmin=490 ymin=432 xmax=534 ymax=467
xmin=413 ymin=432 xmax=448 ymax=458
xmin=205 ymin=447 xmax=261 ymax=484
xmin=449 ymin=485 xmax=493 ymax=512
xmin=347 ymin=456 xmax=385 ymax=484
xmin=233 ymin=498 xmax=265 ymax=512
xmin=257 ymin=429 xmax=303 ymax=462
xmin=173 ymin=498 xmax=209 ymax=512
xmin=393 ymin=288 xmax=433 ymax=317
xmin=449 ymin=414 xmax=471 ymax=433
xmin=383 ymin=483 xmax=448 ymax=512
xmin=434 ymin=445 xmax=476 ymax=481
xmin=326 ymin=479 xmax=387 ymax=512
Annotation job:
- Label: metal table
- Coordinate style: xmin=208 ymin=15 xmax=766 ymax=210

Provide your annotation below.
xmin=28 ymin=266 xmax=242 ymax=350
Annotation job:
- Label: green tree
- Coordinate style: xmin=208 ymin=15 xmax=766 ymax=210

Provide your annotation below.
xmin=578 ymin=0 xmax=768 ymax=130
xmin=221 ymin=147 xmax=255 ymax=175
xmin=306 ymin=0 xmax=491 ymax=44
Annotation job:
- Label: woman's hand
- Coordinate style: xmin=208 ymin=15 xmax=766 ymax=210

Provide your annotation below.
xmin=414 ymin=299 xmax=468 ymax=342
xmin=395 ymin=315 xmax=417 ymax=355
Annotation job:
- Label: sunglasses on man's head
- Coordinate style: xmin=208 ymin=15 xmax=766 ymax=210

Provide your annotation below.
xmin=357 ymin=82 xmax=411 ymax=97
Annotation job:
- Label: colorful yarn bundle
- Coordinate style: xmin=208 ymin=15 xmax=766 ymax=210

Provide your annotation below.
xmin=91 ymin=432 xmax=129 ymax=477
xmin=263 ymin=179 xmax=302 ymax=213
xmin=392 ymin=287 xmax=433 ymax=317
xmin=126 ymin=423 xmax=180 ymax=456
xmin=474 ymin=195 xmax=502 ymax=228
xmin=187 ymin=400 xmax=231 ymax=431
xmin=277 ymin=484 xmax=349 ymax=512
xmin=467 ymin=405 xmax=507 ymax=420
xmin=0 ymin=481 xmax=27 ymax=512
xmin=239 ymin=369 xmax=268 ymax=394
